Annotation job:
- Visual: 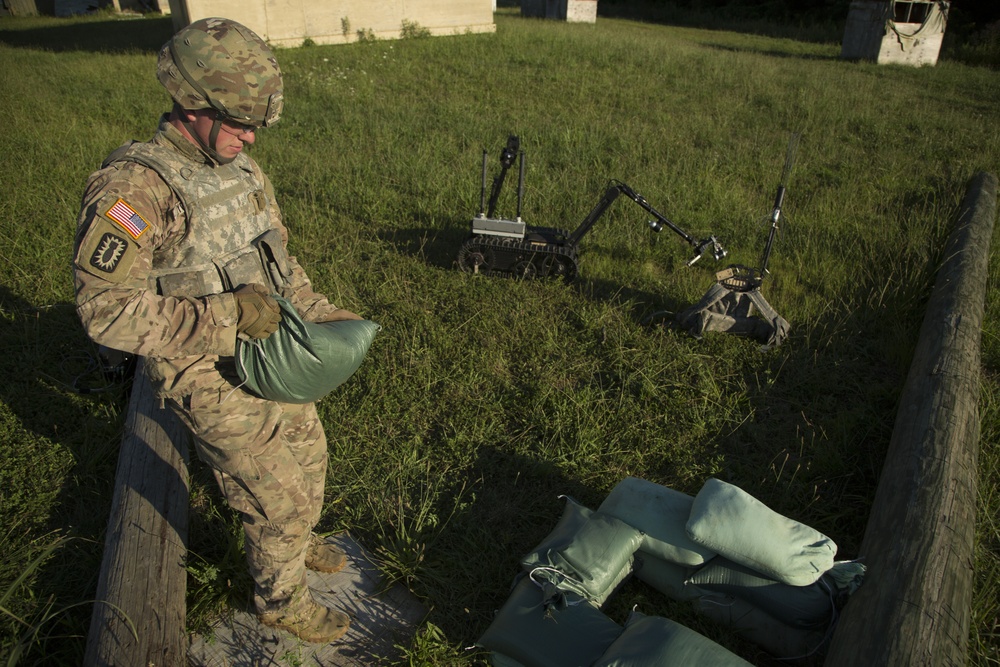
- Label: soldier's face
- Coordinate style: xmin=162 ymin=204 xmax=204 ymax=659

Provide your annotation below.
xmin=189 ymin=109 xmax=256 ymax=160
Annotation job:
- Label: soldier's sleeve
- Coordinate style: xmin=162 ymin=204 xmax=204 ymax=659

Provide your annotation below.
xmin=73 ymin=162 xmax=240 ymax=358
xmin=260 ymin=171 xmax=361 ymax=322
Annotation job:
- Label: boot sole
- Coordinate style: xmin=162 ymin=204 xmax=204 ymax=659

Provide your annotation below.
xmin=260 ymin=617 xmax=350 ymax=644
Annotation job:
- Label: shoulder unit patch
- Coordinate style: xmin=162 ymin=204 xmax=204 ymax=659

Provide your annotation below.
xmin=90 ymin=231 xmax=130 ymax=273
xmin=76 ymin=218 xmax=139 ymax=283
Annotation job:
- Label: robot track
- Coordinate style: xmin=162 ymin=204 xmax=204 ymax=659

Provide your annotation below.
xmin=456 ymin=233 xmax=579 ymax=282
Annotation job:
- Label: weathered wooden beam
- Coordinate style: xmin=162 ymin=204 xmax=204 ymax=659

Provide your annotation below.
xmin=825 ymin=171 xmax=997 ymax=667
xmin=84 ymin=360 xmax=190 ymax=667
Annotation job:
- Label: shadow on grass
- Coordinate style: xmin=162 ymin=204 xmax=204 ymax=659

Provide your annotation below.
xmin=375 ymin=444 xmax=598 ymax=647
xmin=578 ymin=275 xmax=691 ymax=325
xmin=699 ymin=41 xmax=840 ymax=62
xmin=376 ymin=224 xmax=469 ymax=275
xmin=595 ymin=0 xmax=846 ymax=45
xmin=0 ymin=15 xmax=173 ymax=53
xmin=379 ymin=225 xmax=694 ymax=327
xmin=0 ymin=286 xmax=131 ymax=664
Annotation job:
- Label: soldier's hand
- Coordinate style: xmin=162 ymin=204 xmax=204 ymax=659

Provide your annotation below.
xmin=234 ymin=283 xmax=282 ymax=339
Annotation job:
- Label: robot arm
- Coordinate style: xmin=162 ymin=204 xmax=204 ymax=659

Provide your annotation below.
xmin=570 ymin=180 xmax=726 ymax=266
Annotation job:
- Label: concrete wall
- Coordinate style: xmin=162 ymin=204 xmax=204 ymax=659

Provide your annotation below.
xmin=522 ymin=0 xmax=597 ymax=23
xmin=19 ymin=0 xmax=169 ymax=16
xmin=168 ymin=0 xmax=495 ymax=47
xmin=566 ymin=0 xmax=596 ymax=23
xmin=841 ymin=0 xmax=948 ymax=67
xmin=5 ymin=0 xmax=54 ymax=15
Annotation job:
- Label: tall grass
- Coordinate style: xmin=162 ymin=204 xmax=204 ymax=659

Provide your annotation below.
xmin=1 ymin=9 xmax=998 ymax=665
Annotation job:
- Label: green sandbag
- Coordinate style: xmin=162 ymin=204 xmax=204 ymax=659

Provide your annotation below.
xmin=599 ymin=477 xmax=717 ymax=567
xmin=593 ymin=611 xmax=753 ymax=667
xmin=477 ymin=575 xmax=624 ymax=667
xmin=686 ymin=557 xmax=835 ymax=628
xmin=686 ymin=478 xmax=836 ymax=586
xmin=488 ymin=653 xmax=527 ymax=667
xmin=632 ymin=552 xmax=702 ymax=601
xmin=236 ymin=296 xmax=380 ymax=404
xmin=521 ymin=497 xmax=643 ymax=606
xmin=693 ymin=593 xmax=830 ymax=660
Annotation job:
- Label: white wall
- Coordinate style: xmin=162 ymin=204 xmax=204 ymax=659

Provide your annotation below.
xmin=840 ymin=0 xmax=947 ymax=67
xmin=169 ymin=0 xmax=495 ymax=46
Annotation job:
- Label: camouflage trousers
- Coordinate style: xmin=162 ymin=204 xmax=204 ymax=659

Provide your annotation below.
xmin=167 ymin=382 xmax=328 ymax=617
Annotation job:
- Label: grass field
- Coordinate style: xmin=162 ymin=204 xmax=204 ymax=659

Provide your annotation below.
xmin=1 ymin=7 xmax=998 ymax=665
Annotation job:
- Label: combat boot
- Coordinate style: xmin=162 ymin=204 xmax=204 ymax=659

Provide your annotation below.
xmin=259 ymin=599 xmax=350 ymax=644
xmin=305 ymin=534 xmax=348 ymax=573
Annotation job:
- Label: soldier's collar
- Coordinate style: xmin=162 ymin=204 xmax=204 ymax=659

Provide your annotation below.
xmin=156 ymin=114 xmax=217 ymax=166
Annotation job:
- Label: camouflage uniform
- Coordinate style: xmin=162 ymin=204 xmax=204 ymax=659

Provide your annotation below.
xmin=74 ymin=113 xmax=352 ymax=617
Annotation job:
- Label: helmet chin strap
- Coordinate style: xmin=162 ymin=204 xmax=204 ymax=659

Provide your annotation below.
xmin=181 ymin=114 xmax=236 ymax=165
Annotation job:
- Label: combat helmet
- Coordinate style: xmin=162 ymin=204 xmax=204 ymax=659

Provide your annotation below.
xmin=158 ymin=17 xmax=283 ymax=128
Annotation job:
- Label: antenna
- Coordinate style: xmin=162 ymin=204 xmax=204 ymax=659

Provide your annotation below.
xmin=516 ymin=149 xmax=525 ymax=221
xmin=760 ymin=132 xmax=800 ymax=277
xmin=479 ymin=149 xmax=488 ymax=217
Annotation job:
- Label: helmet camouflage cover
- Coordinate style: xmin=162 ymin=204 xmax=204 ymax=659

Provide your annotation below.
xmin=157 ymin=17 xmax=283 ymax=127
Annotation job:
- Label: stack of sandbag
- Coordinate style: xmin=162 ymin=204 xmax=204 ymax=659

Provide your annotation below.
xmin=476 ymin=476 xmax=865 ymax=666
xmin=598 ymin=476 xmax=865 ymax=660
xmin=477 ymin=495 xmax=753 ymax=666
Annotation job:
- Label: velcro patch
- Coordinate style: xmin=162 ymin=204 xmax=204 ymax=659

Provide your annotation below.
xmin=76 ymin=219 xmax=138 ymax=283
xmin=249 ymin=189 xmax=268 ymax=214
xmin=103 ymin=197 xmax=150 ymax=240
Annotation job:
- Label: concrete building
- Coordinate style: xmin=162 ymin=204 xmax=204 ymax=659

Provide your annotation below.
xmin=166 ymin=0 xmax=495 ymax=46
xmin=521 ymin=0 xmax=597 ymax=24
xmin=841 ymin=0 xmax=950 ymax=67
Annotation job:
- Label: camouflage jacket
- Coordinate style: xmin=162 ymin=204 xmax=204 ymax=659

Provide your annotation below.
xmin=74 ymin=116 xmax=350 ymax=397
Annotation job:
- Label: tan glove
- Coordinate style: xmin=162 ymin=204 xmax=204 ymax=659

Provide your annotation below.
xmin=234 ymin=283 xmax=282 ymax=339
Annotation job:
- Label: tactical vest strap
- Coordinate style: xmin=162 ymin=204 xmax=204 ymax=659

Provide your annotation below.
xmin=101 ymin=141 xmax=139 ymax=169
xmin=111 ymin=142 xmax=197 ymax=217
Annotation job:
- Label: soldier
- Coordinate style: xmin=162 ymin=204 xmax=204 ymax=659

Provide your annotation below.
xmin=73 ymin=17 xmax=361 ymax=643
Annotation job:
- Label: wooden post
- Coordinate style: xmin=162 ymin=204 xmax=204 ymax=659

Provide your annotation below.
xmin=825 ymin=172 xmax=997 ymax=666
xmin=84 ymin=360 xmax=191 ymax=667
xmin=4 ymin=0 xmax=41 ymax=16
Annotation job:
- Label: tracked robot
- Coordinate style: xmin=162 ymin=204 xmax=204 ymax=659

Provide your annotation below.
xmin=456 ymin=135 xmax=726 ymax=281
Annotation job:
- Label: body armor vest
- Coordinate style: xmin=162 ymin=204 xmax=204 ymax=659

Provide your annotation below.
xmin=111 ymin=140 xmax=293 ymax=298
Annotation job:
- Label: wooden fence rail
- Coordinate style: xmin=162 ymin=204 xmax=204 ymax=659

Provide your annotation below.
xmin=84 ymin=360 xmax=190 ymax=666
xmin=825 ymin=171 xmax=997 ymax=666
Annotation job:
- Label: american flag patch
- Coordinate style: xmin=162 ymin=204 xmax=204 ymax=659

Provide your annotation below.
xmin=105 ymin=198 xmax=149 ymax=240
